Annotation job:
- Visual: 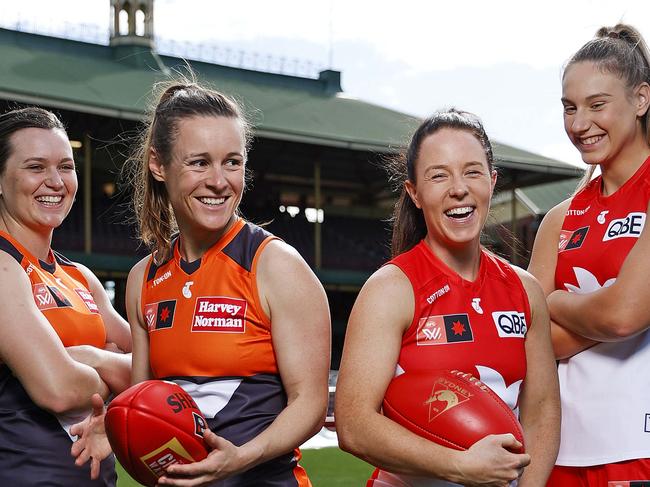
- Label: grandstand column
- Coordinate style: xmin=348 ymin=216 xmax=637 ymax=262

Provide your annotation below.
xmin=314 ymin=160 xmax=322 ymax=270
xmin=510 ymin=176 xmax=517 ymax=265
xmin=83 ymin=133 xmax=92 ymax=254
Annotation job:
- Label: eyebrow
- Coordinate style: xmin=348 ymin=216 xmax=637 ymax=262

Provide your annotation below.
xmin=185 ymin=151 xmax=244 ymax=159
xmin=561 ymin=92 xmax=613 ymax=104
xmin=23 ymin=157 xmax=74 ymax=163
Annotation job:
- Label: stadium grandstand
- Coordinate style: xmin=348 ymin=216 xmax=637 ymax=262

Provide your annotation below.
xmin=0 ymin=0 xmax=580 ymax=370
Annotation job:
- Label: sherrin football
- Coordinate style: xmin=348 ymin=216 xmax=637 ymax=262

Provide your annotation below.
xmin=105 ymin=380 xmax=209 ymax=487
xmin=382 ymin=369 xmax=524 ymax=452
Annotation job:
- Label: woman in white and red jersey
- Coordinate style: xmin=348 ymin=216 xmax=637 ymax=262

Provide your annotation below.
xmin=528 ymin=24 xmax=650 ymax=486
xmin=336 ymin=109 xmax=560 ymax=487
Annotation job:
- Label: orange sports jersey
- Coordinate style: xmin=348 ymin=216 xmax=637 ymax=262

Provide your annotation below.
xmin=141 ymin=218 xmax=311 ymax=487
xmin=0 ymin=231 xmax=106 ymax=348
xmin=0 ymin=231 xmax=115 ymax=486
xmin=142 ymin=218 xmax=278 ymax=379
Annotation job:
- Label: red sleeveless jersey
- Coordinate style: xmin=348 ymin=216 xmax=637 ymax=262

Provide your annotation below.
xmin=391 ymin=241 xmax=530 ymax=411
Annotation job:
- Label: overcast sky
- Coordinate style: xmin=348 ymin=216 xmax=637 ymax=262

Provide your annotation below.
xmin=3 ymin=0 xmax=650 ymax=167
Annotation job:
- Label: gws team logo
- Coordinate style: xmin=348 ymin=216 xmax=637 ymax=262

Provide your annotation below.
xmin=564 ymin=267 xmax=615 ymax=294
xmin=182 ymin=281 xmax=194 ymax=299
xmin=558 ymin=226 xmax=589 ymax=252
xmin=491 ymin=311 xmax=527 ymax=338
xmin=144 ymin=300 xmax=177 ymax=332
xmin=74 ymin=288 xmax=99 ymax=313
xmin=603 ymin=212 xmax=645 ymax=241
xmin=475 ymin=365 xmax=522 ymax=412
xmin=423 ymin=376 xmax=472 ymax=421
xmin=597 ymin=210 xmax=609 ymax=224
xmin=416 ymin=314 xmax=473 ymax=346
xmin=32 ymin=283 xmax=72 ymax=310
xmin=191 ymin=296 xmax=247 ymax=333
xmin=471 ymin=298 xmax=483 ymax=314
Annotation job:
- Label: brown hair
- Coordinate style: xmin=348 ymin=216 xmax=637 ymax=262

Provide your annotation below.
xmin=0 ymin=107 xmax=66 ymax=175
xmin=127 ymin=78 xmax=251 ymax=262
xmin=388 ymin=108 xmax=494 ymax=257
xmin=565 ymin=23 xmax=650 ymax=190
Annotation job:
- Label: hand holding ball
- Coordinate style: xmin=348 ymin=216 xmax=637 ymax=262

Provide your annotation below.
xmin=383 ymin=370 xmax=524 ymax=452
xmin=105 ymin=380 xmax=209 ymax=487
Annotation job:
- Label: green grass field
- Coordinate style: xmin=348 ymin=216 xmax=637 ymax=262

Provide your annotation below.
xmin=116 ymin=447 xmax=374 ymax=486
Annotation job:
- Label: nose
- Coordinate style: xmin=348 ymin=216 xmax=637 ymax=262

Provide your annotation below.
xmin=569 ymin=108 xmax=590 ymax=134
xmin=206 ymin=163 xmax=227 ymax=187
xmin=44 ymin=167 xmax=64 ymax=189
xmin=448 ymin=177 xmax=469 ymax=199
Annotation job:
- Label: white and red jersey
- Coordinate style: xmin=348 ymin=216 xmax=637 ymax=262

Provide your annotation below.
xmin=368 ymin=240 xmax=530 ymax=487
xmin=554 ymin=155 xmax=650 ymax=466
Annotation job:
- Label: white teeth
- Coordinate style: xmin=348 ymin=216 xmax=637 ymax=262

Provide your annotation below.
xmin=581 ymin=135 xmax=603 ymax=145
xmin=446 ymin=206 xmax=473 ymax=217
xmin=36 ymin=195 xmax=62 ymax=205
xmin=198 ymin=197 xmax=225 ymax=205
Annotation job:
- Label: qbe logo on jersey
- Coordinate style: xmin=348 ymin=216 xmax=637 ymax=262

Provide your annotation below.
xmin=492 ymin=311 xmax=527 ymax=338
xmin=603 ymin=212 xmax=645 ymax=241
xmin=191 ymin=296 xmax=247 ymax=333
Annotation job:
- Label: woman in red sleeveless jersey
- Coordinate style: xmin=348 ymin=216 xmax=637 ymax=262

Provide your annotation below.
xmin=528 ymin=24 xmax=650 ymax=485
xmin=336 ymin=109 xmax=559 ymax=487
xmin=0 ymin=107 xmax=131 ymax=485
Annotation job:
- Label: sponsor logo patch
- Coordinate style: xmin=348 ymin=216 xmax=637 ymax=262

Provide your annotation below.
xmin=492 ymin=311 xmax=527 ymax=338
xmin=33 ymin=283 xmax=56 ymax=310
xmin=566 ymin=206 xmax=590 ymax=216
xmin=32 ymin=283 xmax=72 ymax=310
xmin=144 ymin=300 xmax=177 ymax=332
xmin=74 ymin=288 xmax=99 ymax=313
xmin=191 ymin=296 xmax=247 ymax=333
xmin=416 ymin=314 xmax=473 ymax=345
xmin=559 ymin=226 xmax=589 ymax=251
xmin=603 ymin=212 xmax=645 ymax=241
xmin=140 ymin=437 xmax=197 ymax=478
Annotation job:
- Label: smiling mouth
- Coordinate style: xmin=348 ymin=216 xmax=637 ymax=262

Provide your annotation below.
xmin=197 ymin=196 xmax=226 ymax=206
xmin=445 ymin=206 xmax=475 ymax=219
xmin=35 ymin=195 xmax=63 ymax=206
xmin=579 ymin=135 xmax=604 ymax=146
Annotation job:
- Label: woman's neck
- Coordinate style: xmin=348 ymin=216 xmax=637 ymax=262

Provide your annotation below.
xmin=176 ymin=216 xmax=236 ymax=263
xmin=0 ymin=215 xmax=53 ymax=262
xmin=424 ymin=236 xmax=482 ymax=282
xmin=600 ymin=137 xmax=650 ymax=196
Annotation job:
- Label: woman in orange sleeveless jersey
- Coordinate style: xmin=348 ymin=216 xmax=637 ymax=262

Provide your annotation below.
xmin=121 ymin=81 xmax=331 ymax=486
xmin=0 ymin=107 xmax=131 ymax=485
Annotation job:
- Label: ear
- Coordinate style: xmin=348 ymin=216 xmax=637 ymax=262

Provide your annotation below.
xmin=148 ymin=148 xmax=166 ymax=182
xmin=404 ymin=179 xmax=421 ymax=209
xmin=490 ymin=170 xmax=498 ymax=196
xmin=635 ymin=82 xmax=650 ymax=117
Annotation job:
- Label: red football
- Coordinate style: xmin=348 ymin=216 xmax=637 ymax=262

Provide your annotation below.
xmin=382 ymin=369 xmax=524 ymax=452
xmin=105 ymin=380 xmax=209 ymax=487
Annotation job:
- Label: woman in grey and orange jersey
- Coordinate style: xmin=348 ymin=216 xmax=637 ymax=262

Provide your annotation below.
xmin=0 ymin=107 xmax=131 ymax=486
xmin=74 ymin=80 xmax=331 ymax=486
xmin=528 ymin=24 xmax=650 ymax=485
xmin=335 ymin=109 xmax=559 ymax=487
